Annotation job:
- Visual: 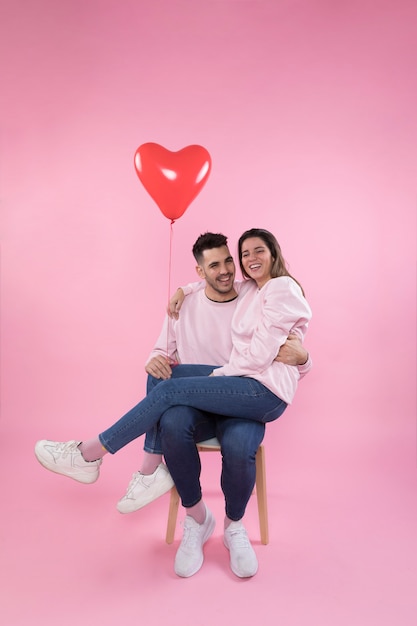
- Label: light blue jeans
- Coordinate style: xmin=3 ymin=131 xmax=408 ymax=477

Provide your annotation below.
xmin=98 ymin=364 xmax=287 ymax=519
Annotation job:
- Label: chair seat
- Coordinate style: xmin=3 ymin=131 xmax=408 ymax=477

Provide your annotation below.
xmin=195 ymin=436 xmax=221 ymax=448
xmin=165 ymin=440 xmax=269 ymax=545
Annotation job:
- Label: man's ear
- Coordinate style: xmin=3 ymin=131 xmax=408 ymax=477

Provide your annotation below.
xmin=195 ymin=265 xmax=205 ymax=279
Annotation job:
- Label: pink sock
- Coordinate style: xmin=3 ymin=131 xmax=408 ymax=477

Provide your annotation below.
xmin=78 ymin=438 xmax=108 ymax=462
xmin=186 ymin=500 xmax=206 ymax=525
xmin=139 ymin=452 xmax=163 ymax=475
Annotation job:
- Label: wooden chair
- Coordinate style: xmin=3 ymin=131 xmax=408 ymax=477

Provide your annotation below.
xmin=165 ymin=437 xmax=269 ymax=545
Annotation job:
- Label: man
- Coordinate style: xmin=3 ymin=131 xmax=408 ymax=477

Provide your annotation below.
xmin=118 ymin=232 xmax=311 ymax=578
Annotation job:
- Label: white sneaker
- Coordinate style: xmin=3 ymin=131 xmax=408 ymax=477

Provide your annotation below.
xmin=174 ymin=506 xmax=216 ymax=578
xmin=224 ymin=521 xmax=258 ymax=578
xmin=117 ymin=463 xmax=174 ymax=513
xmin=34 ymin=440 xmax=102 ymax=484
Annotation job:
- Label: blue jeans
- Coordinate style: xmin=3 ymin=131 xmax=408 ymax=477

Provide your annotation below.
xmin=160 ymin=408 xmax=266 ymax=520
xmin=99 ymin=364 xmax=287 ymax=520
xmin=144 ymin=366 xmax=217 ymax=454
xmin=99 ymin=364 xmax=287 ymax=453
xmin=143 ymin=368 xmax=267 ymax=519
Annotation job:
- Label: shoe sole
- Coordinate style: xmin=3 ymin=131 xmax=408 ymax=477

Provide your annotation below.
xmin=175 ymin=514 xmax=216 ymax=578
xmin=34 ymin=446 xmax=99 ymax=484
xmin=117 ymin=475 xmax=175 ymax=513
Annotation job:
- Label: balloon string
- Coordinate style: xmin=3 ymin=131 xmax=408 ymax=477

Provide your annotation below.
xmin=166 ymin=220 xmax=175 ymax=359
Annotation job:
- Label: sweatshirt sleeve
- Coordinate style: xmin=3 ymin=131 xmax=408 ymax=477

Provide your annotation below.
xmin=146 ymin=315 xmax=179 ymax=365
xmin=297 ymin=353 xmax=312 ymax=379
xmin=212 ymin=277 xmax=312 ymax=377
xmin=181 ymin=280 xmax=245 ymax=295
xmin=181 ymin=281 xmax=205 ymax=296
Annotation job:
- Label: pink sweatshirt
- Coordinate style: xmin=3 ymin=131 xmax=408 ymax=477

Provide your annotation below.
xmin=210 ymin=277 xmax=312 ymax=404
xmin=147 ymin=290 xmax=237 ymax=366
xmin=147 ymin=279 xmax=312 ymax=403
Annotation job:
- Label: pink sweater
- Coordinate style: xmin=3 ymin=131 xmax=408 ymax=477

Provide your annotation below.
xmin=211 ymin=278 xmax=312 ymax=404
xmin=148 ymin=278 xmax=312 ymax=403
xmin=148 ymin=289 xmax=237 ymax=366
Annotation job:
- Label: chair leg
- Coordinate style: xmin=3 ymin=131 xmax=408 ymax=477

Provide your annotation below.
xmin=255 ymin=445 xmax=269 ymax=545
xmin=165 ymin=486 xmax=180 ymax=544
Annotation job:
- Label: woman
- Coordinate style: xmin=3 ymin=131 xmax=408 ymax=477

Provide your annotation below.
xmin=35 ymin=228 xmax=312 ymax=578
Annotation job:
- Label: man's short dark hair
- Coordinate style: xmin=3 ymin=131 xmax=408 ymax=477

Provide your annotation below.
xmin=192 ymin=232 xmax=228 ymax=263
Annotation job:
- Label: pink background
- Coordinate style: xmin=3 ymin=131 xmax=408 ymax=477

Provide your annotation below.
xmin=1 ymin=1 xmax=416 ymax=625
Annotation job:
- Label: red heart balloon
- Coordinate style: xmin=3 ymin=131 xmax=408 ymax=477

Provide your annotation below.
xmin=134 ymin=143 xmax=212 ymax=222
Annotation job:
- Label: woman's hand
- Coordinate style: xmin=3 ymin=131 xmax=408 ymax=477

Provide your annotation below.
xmin=167 ymin=288 xmax=185 ymax=319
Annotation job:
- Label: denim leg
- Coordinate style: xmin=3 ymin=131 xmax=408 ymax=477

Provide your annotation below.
xmin=143 ymin=374 xmax=165 ymax=455
xmin=143 ymin=427 xmax=162 ymax=455
xmin=216 ymin=418 xmax=265 ymax=521
xmin=160 ymin=406 xmax=217 ymax=508
xmin=143 ymin=366 xmax=217 ymax=454
xmin=99 ymin=364 xmax=287 ymax=454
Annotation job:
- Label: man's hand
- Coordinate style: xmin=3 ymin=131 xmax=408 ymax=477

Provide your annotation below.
xmin=145 ymin=355 xmax=174 ymax=379
xmin=167 ymin=288 xmax=185 ymax=320
xmin=275 ymin=334 xmax=308 ymax=366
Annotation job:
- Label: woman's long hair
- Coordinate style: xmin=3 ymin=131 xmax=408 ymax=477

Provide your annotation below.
xmin=238 ymin=228 xmax=305 ymax=295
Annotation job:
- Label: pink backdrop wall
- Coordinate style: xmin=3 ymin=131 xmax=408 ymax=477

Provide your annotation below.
xmin=1 ymin=1 xmax=416 ymax=624
xmin=2 ymin=0 xmax=415 ymax=460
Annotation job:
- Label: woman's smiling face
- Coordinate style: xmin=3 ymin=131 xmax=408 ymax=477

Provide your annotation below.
xmin=240 ymin=237 xmax=274 ymax=288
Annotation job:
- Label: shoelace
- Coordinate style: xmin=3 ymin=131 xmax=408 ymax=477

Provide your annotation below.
xmin=124 ymin=468 xmax=162 ymax=498
xmin=180 ymin=518 xmax=201 ymax=549
xmin=52 ymin=441 xmax=80 ymax=459
xmin=227 ymin=527 xmax=251 ymax=549
xmin=123 ymin=472 xmax=143 ymax=497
